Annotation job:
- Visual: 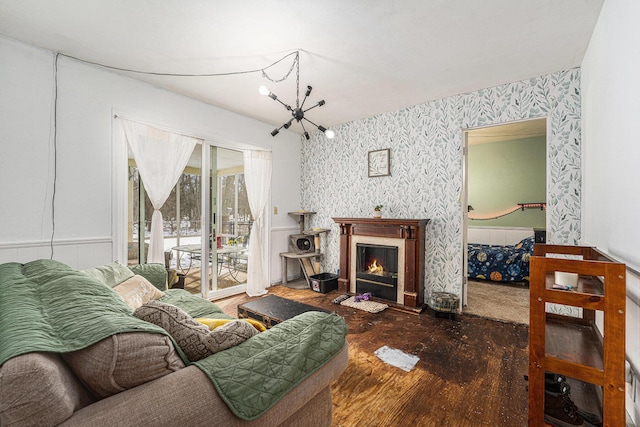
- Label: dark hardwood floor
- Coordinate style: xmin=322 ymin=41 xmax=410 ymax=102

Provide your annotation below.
xmin=214 ymin=284 xmax=529 ymax=427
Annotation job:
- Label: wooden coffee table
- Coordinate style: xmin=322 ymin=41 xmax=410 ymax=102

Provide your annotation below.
xmin=237 ymin=295 xmax=329 ymax=329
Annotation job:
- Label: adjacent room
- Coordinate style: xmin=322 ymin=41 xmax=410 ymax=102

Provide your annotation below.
xmin=1 ymin=1 xmax=639 ymax=426
xmin=463 ymin=118 xmax=547 ymax=325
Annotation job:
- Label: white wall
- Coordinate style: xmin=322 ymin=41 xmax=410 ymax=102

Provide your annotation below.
xmin=467 ymin=226 xmax=533 ymax=246
xmin=581 ymin=0 xmax=640 ymax=422
xmin=0 ymin=36 xmax=302 ymax=278
xmin=582 ymin=0 xmax=640 ymax=270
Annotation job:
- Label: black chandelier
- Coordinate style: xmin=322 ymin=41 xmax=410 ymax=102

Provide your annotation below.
xmin=259 ymin=52 xmax=335 ymax=140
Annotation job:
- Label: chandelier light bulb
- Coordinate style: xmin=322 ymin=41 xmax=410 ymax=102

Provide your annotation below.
xmin=325 ymin=129 xmax=335 ymax=139
xmin=258 ymin=85 xmax=270 ymax=96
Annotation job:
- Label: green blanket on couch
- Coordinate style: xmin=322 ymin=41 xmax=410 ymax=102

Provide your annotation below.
xmin=0 ymin=259 xmax=170 ymax=363
xmin=0 ymin=259 xmax=347 ymax=421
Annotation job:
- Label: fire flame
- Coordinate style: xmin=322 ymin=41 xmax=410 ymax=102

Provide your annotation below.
xmin=367 ymin=259 xmax=384 ymax=275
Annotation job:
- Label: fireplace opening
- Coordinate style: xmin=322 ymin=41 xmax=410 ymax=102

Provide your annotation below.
xmin=355 ymin=243 xmax=398 ymax=301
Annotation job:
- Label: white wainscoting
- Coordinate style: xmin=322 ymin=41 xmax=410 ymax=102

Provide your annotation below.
xmin=2 ymin=229 xmax=302 ymax=284
xmin=0 ymin=238 xmax=113 ymax=269
xmin=269 ymin=226 xmax=301 ymax=284
xmin=467 ymin=226 xmax=533 ymax=246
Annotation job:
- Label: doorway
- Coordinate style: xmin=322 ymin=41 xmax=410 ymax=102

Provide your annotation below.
xmin=462 ymin=118 xmax=547 ymax=323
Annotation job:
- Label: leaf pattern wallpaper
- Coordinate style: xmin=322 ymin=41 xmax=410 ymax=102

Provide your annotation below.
xmin=300 ymin=68 xmax=581 ymax=308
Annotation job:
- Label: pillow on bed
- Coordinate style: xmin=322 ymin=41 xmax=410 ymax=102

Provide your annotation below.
xmin=134 ymin=301 xmax=258 ymax=362
xmin=514 ymin=236 xmax=535 ymax=252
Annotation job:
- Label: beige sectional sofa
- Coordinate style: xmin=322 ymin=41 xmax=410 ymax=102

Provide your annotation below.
xmin=0 ymin=260 xmax=348 ymax=427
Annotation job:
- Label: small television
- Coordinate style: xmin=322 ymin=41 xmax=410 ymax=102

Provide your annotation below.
xmin=289 ymin=234 xmax=315 ymax=254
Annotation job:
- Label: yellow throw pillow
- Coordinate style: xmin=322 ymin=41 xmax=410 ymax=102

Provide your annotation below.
xmin=195 ymin=317 xmax=266 ymax=332
xmin=113 ymin=275 xmax=165 ymax=310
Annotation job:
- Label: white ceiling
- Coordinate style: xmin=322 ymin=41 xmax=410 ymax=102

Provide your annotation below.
xmin=0 ymin=0 xmax=603 ymax=135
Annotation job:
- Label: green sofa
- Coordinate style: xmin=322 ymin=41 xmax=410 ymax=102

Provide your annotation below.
xmin=0 ymin=260 xmax=348 ymax=427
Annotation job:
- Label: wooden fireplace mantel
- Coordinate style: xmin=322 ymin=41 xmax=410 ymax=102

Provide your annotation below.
xmin=332 ymin=217 xmax=430 ymax=312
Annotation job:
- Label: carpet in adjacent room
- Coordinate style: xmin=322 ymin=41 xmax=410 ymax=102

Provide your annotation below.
xmin=464 ymin=279 xmax=529 ymax=325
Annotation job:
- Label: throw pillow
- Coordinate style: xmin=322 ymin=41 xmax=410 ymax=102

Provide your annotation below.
xmin=62 ymin=332 xmax=185 ymax=398
xmin=134 ymin=301 xmax=258 ymax=361
xmin=113 ymin=274 xmax=165 ymax=310
xmin=129 ymin=263 xmax=168 ymax=291
xmin=81 ymin=261 xmax=135 ymax=288
xmin=195 ymin=317 xmax=267 ymax=332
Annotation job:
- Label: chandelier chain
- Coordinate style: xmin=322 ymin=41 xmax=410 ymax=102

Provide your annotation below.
xmin=295 ymin=52 xmax=300 ymax=108
xmin=261 ymin=51 xmax=299 ymax=84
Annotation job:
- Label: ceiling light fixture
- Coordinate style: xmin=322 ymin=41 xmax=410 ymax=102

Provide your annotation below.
xmin=259 ymin=52 xmax=335 ymax=140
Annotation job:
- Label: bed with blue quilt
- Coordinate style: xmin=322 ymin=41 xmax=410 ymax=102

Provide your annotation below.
xmin=467 ymin=236 xmax=535 ymax=282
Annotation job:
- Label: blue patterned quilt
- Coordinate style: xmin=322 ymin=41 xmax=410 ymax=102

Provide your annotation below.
xmin=467 ymin=236 xmax=535 ymax=282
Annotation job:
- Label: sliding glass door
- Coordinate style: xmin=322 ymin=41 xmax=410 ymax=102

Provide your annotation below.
xmin=216 ymin=166 xmax=253 ymax=289
xmin=126 ymin=143 xmax=250 ymax=299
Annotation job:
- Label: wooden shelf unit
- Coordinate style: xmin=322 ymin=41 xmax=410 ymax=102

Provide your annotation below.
xmin=528 ymin=244 xmax=626 ymax=426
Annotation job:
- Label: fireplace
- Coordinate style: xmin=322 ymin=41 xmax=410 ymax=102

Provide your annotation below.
xmin=333 ymin=217 xmax=430 ymax=312
xmin=349 ymin=234 xmax=405 ymax=305
xmin=355 ymin=243 xmax=398 ymax=301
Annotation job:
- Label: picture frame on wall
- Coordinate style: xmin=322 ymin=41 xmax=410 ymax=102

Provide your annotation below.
xmin=368 ymin=148 xmax=391 ymax=177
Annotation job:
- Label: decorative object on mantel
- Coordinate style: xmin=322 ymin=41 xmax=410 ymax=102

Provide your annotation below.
xmin=368 ymin=148 xmax=391 ymax=177
xmin=259 ymin=51 xmax=335 ymax=140
xmin=373 ymin=205 xmax=383 ymax=218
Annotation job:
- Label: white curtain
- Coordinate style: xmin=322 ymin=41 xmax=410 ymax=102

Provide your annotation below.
xmin=243 ymin=150 xmax=272 ymax=296
xmin=122 ymin=119 xmax=198 ymax=264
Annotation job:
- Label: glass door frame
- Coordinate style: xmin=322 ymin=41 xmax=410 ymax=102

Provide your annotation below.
xmin=114 ymin=120 xmax=249 ymax=300
xmin=200 ymin=142 xmax=247 ymax=300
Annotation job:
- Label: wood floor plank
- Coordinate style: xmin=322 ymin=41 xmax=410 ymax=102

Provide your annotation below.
xmin=213 ymin=285 xmax=529 ymax=427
